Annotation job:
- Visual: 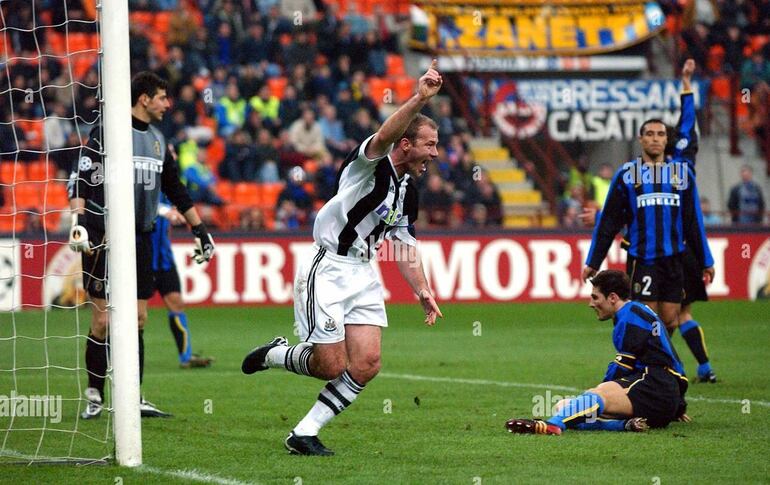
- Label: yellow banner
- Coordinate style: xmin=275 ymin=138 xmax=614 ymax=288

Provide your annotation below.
xmin=410 ymin=1 xmax=666 ymax=56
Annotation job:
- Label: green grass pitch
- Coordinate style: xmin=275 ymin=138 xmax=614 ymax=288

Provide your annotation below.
xmin=1 ymin=300 xmax=768 ymax=484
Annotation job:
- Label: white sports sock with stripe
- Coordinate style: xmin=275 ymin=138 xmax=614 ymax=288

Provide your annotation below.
xmin=266 ymin=342 xmax=313 ymax=376
xmin=293 ymin=370 xmax=365 ymax=436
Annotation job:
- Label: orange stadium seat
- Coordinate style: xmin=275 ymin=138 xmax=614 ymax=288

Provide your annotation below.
xmin=706 ymin=45 xmax=724 ymax=73
xmin=367 ymin=77 xmax=391 ymax=106
xmin=207 ymin=136 xmax=226 ymax=167
xmin=27 ymin=161 xmax=53 ymax=182
xmin=233 ymin=182 xmax=261 ymax=206
xmin=260 ymin=182 xmax=284 ymax=209
xmin=215 ymin=180 xmax=234 ymax=203
xmin=386 ymin=54 xmax=406 ymax=77
xmin=302 ymin=159 xmax=318 ymax=175
xmin=43 ymin=210 xmax=63 ymax=233
xmin=154 ymin=12 xmax=172 ymax=34
xmin=0 ymin=214 xmax=27 ymax=233
xmin=218 ymin=205 xmax=241 ymax=230
xmin=393 ymin=77 xmax=416 ymax=103
xmin=130 ymin=12 xmax=154 ymax=27
xmin=45 ymin=183 xmax=69 ymax=208
xmin=710 ymin=76 xmax=732 ymax=101
xmin=0 ymin=163 xmax=26 ymax=184
xmin=15 ymin=184 xmax=39 ymax=209
xmin=267 ymin=77 xmax=288 ymax=99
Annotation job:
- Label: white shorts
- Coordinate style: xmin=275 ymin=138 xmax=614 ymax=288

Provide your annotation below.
xmin=294 ymin=245 xmax=388 ymax=344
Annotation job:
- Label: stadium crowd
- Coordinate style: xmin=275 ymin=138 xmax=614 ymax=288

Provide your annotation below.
xmin=0 ymin=0 xmax=768 ymax=232
xmin=0 ymin=0 xmax=502 ymax=232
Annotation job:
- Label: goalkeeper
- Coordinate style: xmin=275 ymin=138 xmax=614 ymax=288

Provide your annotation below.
xmin=506 ymin=270 xmax=689 ymax=435
xmin=68 ymin=71 xmax=216 ymax=419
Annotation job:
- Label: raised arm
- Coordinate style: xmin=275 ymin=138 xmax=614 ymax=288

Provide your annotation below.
xmin=364 ymin=59 xmax=443 ymax=159
xmin=673 ymin=59 xmax=699 ymax=167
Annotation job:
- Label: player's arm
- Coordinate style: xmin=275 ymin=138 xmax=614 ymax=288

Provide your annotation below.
xmin=674 ymin=59 xmax=698 ymax=167
xmin=682 ymin=168 xmax=715 ymax=283
xmin=582 ymin=169 xmax=629 ymax=281
xmin=364 ymin=59 xmax=442 ymax=159
xmin=603 ymin=320 xmax=647 ymax=382
xmin=393 ymin=187 xmax=442 ymax=326
xmin=67 ymin=129 xmax=103 ymax=253
xmin=160 ymin=147 xmax=215 ymax=263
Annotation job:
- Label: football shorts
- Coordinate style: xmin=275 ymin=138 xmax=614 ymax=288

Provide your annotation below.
xmin=627 ymin=254 xmax=684 ymax=303
xmin=614 ymin=366 xmax=686 ymax=428
xmin=81 ymin=229 xmax=155 ymax=300
xmin=293 ymin=245 xmax=388 ymax=344
xmin=681 ymin=245 xmax=708 ymax=306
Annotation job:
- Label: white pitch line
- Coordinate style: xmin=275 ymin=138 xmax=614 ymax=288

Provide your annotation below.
xmin=137 ymin=465 xmax=257 ymax=485
xmin=379 ymin=372 xmax=770 ymax=408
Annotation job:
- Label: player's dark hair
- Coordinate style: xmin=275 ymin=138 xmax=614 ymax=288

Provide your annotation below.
xmin=131 ymin=71 xmax=168 ymax=106
xmin=402 ymin=114 xmax=438 ymax=143
xmin=591 ymin=270 xmax=630 ymax=300
xmin=639 ymin=118 xmax=667 ymax=137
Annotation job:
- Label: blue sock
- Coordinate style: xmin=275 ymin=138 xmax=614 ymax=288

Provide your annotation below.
xmin=574 ymin=418 xmax=627 ymax=432
xmin=697 ymin=362 xmax=712 ymax=376
xmin=546 ymin=392 xmax=605 ymax=430
xmin=168 ymin=311 xmax=192 ymax=363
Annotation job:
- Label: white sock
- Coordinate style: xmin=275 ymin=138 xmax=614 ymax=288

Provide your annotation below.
xmin=266 ymin=342 xmax=313 ymax=376
xmin=293 ymin=370 xmax=365 ymax=436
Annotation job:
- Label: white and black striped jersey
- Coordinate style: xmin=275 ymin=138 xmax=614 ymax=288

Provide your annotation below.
xmin=313 ymin=134 xmax=419 ymax=260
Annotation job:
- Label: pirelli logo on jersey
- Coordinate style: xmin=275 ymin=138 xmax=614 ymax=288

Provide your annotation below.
xmin=133 ymin=156 xmax=164 ymax=174
xmin=636 ymin=192 xmax=680 ymax=208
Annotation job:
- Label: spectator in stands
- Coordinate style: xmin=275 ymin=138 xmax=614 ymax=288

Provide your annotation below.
xmin=466 ymin=172 xmax=503 ymax=226
xmin=278 ymin=84 xmax=302 ymax=128
xmin=274 ymin=199 xmax=302 ymax=230
xmin=346 ymin=108 xmax=376 ymax=144
xmin=314 ymin=155 xmax=338 ymax=202
xmin=680 ymin=22 xmax=712 ymax=68
xmin=220 ymin=130 xmax=257 ymax=181
xmin=344 ymin=2 xmax=371 ymax=36
xmin=317 ymin=2 xmax=340 ymax=60
xmin=421 ymin=174 xmax=454 ymax=227
xmin=700 ymin=197 xmax=724 ymax=226
xmin=239 ymin=23 xmax=270 ymax=66
xmin=168 ymin=0 xmax=198 ymax=47
xmin=210 ymin=0 xmax=245 ymax=45
xmin=179 ymin=147 xmax=224 ymax=206
xmin=240 ymin=207 xmax=266 ymax=231
xmin=721 ymin=25 xmax=747 ymax=73
xmin=728 ymin=165 xmax=766 ymax=223
xmin=175 ymin=84 xmax=199 ymax=126
xmin=186 ymin=28 xmax=215 ymax=74
xmin=249 ymin=84 xmax=280 ymax=126
xmin=215 ymin=21 xmax=235 ymax=66
xmin=562 ymin=205 xmax=581 ymax=228
xmin=253 ymin=129 xmax=280 ymax=182
xmin=310 ymin=64 xmax=336 ymax=101
xmin=468 ymin=203 xmax=488 ymax=227
xmin=450 ymin=152 xmax=478 ymax=202
xmin=592 ymin=163 xmax=614 ymax=208
xmin=288 ymin=108 xmax=328 ymax=160
xmin=559 ymin=184 xmax=586 ymax=226
xmin=289 ymin=63 xmax=310 ymax=100
xmin=365 ymin=31 xmax=387 ymax=77
xmin=436 ymin=99 xmax=460 ymax=141
xmin=283 ymin=30 xmax=317 ymax=71
xmin=740 ymin=51 xmax=770 ymax=90
xmin=215 ymin=83 xmax=247 ymax=137
xmin=277 ymin=166 xmax=313 ymax=216
xmin=318 ymin=105 xmax=354 ymax=158
xmin=335 ymin=85 xmax=360 ymax=122
xmin=45 ymin=102 xmax=75 ymax=172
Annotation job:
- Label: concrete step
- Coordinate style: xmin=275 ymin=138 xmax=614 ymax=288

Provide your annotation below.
xmin=495 ymin=181 xmax=532 ymax=192
xmin=477 ymin=159 xmax=514 ymax=170
xmin=487 ymin=168 xmax=526 ymax=184
xmin=501 ymin=190 xmax=542 ymax=205
xmin=503 ymin=214 xmax=558 ymax=228
xmin=469 ymin=137 xmax=500 ymax=149
xmin=471 ymin=146 xmax=510 ymax=162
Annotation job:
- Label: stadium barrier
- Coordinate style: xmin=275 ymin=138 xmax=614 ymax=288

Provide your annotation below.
xmin=7 ymin=231 xmax=769 ymax=310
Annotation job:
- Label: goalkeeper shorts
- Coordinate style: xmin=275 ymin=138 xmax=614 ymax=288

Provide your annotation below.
xmin=81 ymin=229 xmax=155 ymax=300
xmin=293 ymin=245 xmax=388 ymax=344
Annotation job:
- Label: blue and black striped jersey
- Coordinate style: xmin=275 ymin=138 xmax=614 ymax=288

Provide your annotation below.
xmin=603 ymin=301 xmax=687 ymax=382
xmin=151 ymin=193 xmax=176 ymax=272
xmin=586 ymin=93 xmax=713 ymax=269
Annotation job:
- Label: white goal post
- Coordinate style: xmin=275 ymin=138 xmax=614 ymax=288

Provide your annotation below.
xmin=100 ymin=0 xmax=142 ymax=467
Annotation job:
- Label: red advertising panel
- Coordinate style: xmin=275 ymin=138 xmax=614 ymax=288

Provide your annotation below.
xmin=7 ymin=231 xmax=769 ymax=310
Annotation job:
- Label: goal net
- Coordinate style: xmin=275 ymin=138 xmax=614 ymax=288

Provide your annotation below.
xmin=0 ymin=0 xmax=139 ymax=465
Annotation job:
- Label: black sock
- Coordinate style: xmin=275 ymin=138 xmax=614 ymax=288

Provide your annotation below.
xmin=85 ymin=333 xmax=108 ymax=397
xmin=138 ymin=329 xmax=145 ymax=384
xmin=680 ymin=320 xmax=709 ymax=365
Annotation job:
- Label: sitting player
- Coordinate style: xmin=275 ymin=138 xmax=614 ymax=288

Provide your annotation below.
xmin=153 ymin=193 xmax=213 ymax=368
xmin=506 ymin=270 xmax=688 ymax=435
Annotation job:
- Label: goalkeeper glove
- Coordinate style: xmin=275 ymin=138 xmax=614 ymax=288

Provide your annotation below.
xmin=191 ymin=223 xmax=215 ymax=263
xmin=68 ymin=214 xmax=92 ymax=254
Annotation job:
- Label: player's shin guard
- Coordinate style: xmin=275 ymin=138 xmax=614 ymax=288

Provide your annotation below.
xmin=266 ymin=342 xmax=314 ymax=377
xmin=138 ymin=329 xmax=145 ymax=384
xmin=546 ymin=392 xmax=605 ymax=430
xmin=293 ymin=370 xmax=364 ymax=436
xmin=679 ymin=320 xmax=710 ymax=367
xmin=168 ymin=311 xmax=192 ymax=363
xmin=85 ymin=333 xmax=108 ymax=396
xmin=574 ymin=418 xmax=626 ymax=431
